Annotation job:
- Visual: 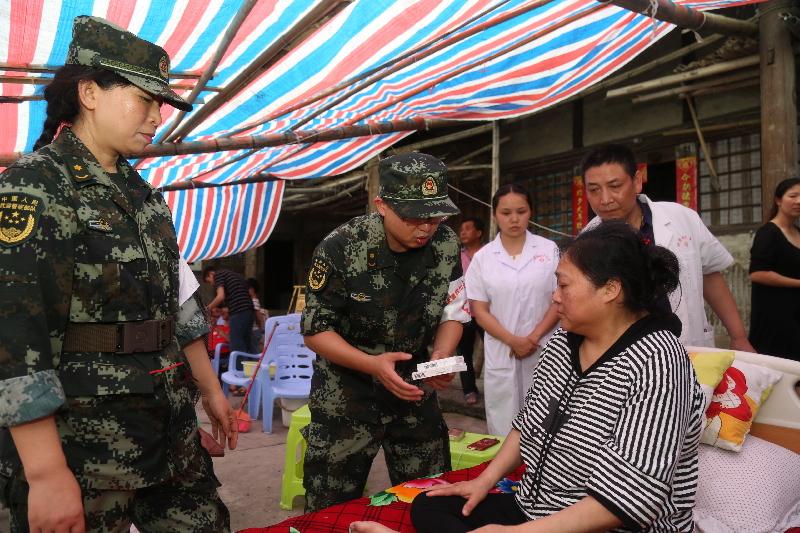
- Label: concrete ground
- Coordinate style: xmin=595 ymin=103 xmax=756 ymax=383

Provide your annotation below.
xmin=0 ymin=377 xmax=486 ymax=533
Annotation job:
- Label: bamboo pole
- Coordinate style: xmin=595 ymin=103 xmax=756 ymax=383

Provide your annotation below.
xmin=599 ymin=0 xmax=757 ymax=36
xmin=684 ymin=77 xmax=759 ymax=98
xmin=132 ymin=118 xmax=461 ymax=192
xmin=283 ymin=181 xmax=365 ymax=211
xmin=661 ymin=118 xmax=759 ymax=136
xmin=155 ymin=0 xmax=259 ymax=143
xmin=283 ymin=0 xmax=558 ymax=134
xmin=489 ymin=121 xmax=500 ymax=238
xmin=629 ymin=69 xmax=758 ymax=103
xmin=606 ymin=54 xmax=760 ymax=98
xmin=514 ymin=30 xmax=731 ymax=119
xmin=685 ymin=96 xmax=720 ymax=190
xmin=2 ymin=117 xmax=465 ymax=168
xmin=344 ymin=4 xmax=605 ymax=128
xmin=450 ymin=136 xmax=510 ymax=165
xmin=222 ymin=0 xmax=524 ymax=138
xmin=159 ymin=173 xmax=279 ymax=192
xmin=0 ymin=74 xmax=221 ymax=91
xmin=284 ymin=172 xmax=366 ymax=194
xmin=0 ymin=95 xmax=42 ymax=103
xmin=0 ymin=62 xmax=203 ymax=78
xmin=165 ymin=0 xmax=347 ymax=142
xmin=365 ymin=157 xmax=380 ymax=213
xmin=450 ymin=164 xmax=494 ymax=171
xmin=256 ymin=2 xmax=605 ymax=175
xmin=392 ymin=123 xmax=493 ymax=154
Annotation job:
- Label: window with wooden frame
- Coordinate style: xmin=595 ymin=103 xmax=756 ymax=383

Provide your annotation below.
xmin=698 ymin=133 xmax=762 ymax=230
xmin=522 ymin=170 xmax=573 ymax=238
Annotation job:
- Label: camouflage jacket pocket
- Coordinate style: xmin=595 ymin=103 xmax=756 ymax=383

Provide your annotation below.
xmin=58 ymin=356 xmax=154 ymax=396
xmin=70 ymin=234 xmax=149 ymax=322
xmin=346 ymin=301 xmax=388 ymax=346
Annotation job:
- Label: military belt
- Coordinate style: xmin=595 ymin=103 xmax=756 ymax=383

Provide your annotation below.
xmin=63 ymin=318 xmax=175 ymax=353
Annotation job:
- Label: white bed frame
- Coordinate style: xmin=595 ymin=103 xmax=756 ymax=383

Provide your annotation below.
xmin=687 ymin=346 xmax=800 ymax=452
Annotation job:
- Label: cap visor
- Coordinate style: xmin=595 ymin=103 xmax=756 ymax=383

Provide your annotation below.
xmin=118 ymin=72 xmax=193 ymax=112
xmin=387 ymin=196 xmax=460 ymax=219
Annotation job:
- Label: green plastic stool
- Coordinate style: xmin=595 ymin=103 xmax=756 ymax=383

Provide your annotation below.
xmin=280 ymin=404 xmax=311 ymax=510
xmin=449 ymin=432 xmax=505 ymax=471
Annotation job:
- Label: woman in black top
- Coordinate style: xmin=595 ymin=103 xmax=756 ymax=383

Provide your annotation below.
xmin=749 ymin=177 xmax=800 ymax=361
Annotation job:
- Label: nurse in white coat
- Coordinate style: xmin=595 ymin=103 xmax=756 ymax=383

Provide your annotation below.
xmin=465 ymin=184 xmax=560 ymax=436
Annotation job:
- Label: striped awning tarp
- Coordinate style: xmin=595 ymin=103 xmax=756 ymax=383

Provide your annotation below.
xmin=0 ymin=0 xmax=761 ymax=261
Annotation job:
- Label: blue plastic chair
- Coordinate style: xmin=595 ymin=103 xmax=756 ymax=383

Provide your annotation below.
xmin=219 ymin=349 xmax=263 ymax=418
xmin=219 ymin=314 xmax=302 ymax=420
xmin=211 ymin=342 xmax=229 ymax=377
xmin=259 ymin=327 xmax=314 ymax=432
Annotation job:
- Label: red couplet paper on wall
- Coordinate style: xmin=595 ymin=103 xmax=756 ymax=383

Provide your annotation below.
xmin=572 ymin=176 xmax=588 ymax=234
xmin=676 ymin=157 xmax=698 ymax=210
xmin=637 ymin=162 xmax=648 ymax=183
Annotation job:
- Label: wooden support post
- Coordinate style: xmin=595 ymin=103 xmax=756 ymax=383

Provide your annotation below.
xmin=760 ymin=0 xmax=798 ymax=222
xmin=392 ymin=123 xmax=493 ymax=154
xmin=366 ymin=157 xmax=380 ymax=214
xmin=489 ymin=121 xmax=501 ymax=238
xmin=244 ymin=247 xmax=257 ymax=280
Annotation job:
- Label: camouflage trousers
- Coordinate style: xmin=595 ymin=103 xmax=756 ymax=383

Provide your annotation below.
xmin=302 ymin=404 xmax=451 ymax=512
xmin=3 ymin=448 xmax=229 ymax=533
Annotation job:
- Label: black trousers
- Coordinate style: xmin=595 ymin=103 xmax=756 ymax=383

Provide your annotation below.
xmin=411 ymin=492 xmax=527 ymax=533
xmin=457 ymin=321 xmax=482 ymax=395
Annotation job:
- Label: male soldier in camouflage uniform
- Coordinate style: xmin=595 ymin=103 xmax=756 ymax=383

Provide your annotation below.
xmin=0 ymin=16 xmax=232 ymax=532
xmin=302 ymin=153 xmax=471 ymax=511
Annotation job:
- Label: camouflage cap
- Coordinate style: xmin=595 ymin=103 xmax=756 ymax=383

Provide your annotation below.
xmin=378 ymin=153 xmax=460 ymax=219
xmin=66 ymin=16 xmax=192 ymax=112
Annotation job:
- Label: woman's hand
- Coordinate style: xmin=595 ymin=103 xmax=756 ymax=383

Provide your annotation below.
xmin=27 ymin=465 xmax=85 ymax=533
xmin=202 ymin=389 xmax=238 ymax=450
xmin=424 ymin=477 xmax=495 ymax=517
xmin=507 ymin=336 xmax=535 ymax=359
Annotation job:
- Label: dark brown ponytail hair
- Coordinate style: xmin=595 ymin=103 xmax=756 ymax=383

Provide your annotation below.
xmin=33 ymin=65 xmax=130 ymax=151
xmin=565 ymin=220 xmax=680 ymax=315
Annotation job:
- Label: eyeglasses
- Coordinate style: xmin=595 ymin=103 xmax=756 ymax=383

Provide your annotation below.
xmin=399 ymin=215 xmax=449 ymax=226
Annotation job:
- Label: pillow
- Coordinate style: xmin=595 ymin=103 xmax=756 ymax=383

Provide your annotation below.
xmin=694 ymin=437 xmax=800 ymax=533
xmin=689 ymin=351 xmax=735 ymax=412
xmin=700 ymin=359 xmax=783 ymax=451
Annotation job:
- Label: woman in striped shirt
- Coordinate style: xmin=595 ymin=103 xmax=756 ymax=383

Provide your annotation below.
xmin=360 ymin=220 xmax=705 ymax=533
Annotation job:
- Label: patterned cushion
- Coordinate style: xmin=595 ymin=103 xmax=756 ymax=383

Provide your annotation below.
xmin=689 ymin=351 xmax=736 ymax=413
xmin=700 ymin=359 xmax=783 ymax=451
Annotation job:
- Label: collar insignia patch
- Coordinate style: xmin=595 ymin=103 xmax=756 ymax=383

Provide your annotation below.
xmin=0 ymin=193 xmax=44 ymax=247
xmin=308 ymin=257 xmax=331 ymax=292
xmin=87 ymin=218 xmax=113 ymax=232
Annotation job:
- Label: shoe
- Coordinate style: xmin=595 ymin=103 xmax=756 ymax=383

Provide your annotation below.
xmin=464 ymin=392 xmax=479 ymax=405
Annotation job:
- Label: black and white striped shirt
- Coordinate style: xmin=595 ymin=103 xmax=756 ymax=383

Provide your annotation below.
xmin=512 ymin=314 xmax=705 ymax=532
xmin=213 ymin=268 xmax=254 ymax=315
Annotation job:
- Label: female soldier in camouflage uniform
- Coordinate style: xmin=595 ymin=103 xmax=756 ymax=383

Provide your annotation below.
xmin=0 ymin=16 xmax=236 ymax=532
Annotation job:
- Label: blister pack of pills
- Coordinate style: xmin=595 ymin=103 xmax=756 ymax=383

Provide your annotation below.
xmin=411 ymin=355 xmax=467 ymax=380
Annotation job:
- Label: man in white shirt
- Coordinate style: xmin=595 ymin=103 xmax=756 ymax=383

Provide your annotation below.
xmin=581 ymin=144 xmax=754 ymax=351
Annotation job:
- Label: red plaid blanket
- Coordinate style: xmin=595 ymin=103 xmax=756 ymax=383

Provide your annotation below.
xmin=240 ymin=467 xmax=800 ymax=533
xmin=240 ymin=462 xmax=525 ymax=533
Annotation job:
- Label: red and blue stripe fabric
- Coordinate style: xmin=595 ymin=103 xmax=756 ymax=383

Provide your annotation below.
xmin=0 ymin=0 xmax=762 ymax=260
